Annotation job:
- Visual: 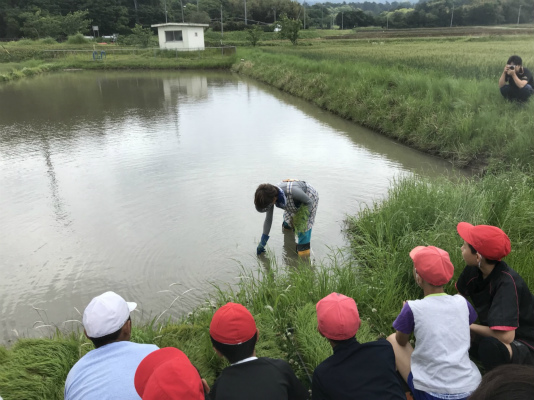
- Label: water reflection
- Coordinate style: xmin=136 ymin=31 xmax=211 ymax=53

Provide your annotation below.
xmin=0 ymin=71 xmax=459 ymax=343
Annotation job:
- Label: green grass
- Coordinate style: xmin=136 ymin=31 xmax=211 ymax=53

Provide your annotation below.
xmin=0 ymin=49 xmax=236 ymax=83
xmin=233 ymin=37 xmax=534 ymax=169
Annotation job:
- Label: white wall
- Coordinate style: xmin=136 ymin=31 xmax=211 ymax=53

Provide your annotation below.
xmin=157 ymin=26 xmax=205 ymax=51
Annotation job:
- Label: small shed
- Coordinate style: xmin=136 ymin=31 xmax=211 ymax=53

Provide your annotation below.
xmin=151 ymin=23 xmax=209 ymax=51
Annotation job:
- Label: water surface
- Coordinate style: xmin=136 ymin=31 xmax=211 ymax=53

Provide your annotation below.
xmin=0 ymin=71 xmax=457 ymax=342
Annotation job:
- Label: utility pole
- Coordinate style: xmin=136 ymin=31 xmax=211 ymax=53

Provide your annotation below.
xmin=450 ymin=4 xmax=454 ymax=27
xmin=244 ymin=0 xmax=247 ymax=25
xmin=164 ymin=0 xmax=168 ymax=23
xmin=273 ymin=7 xmax=276 ymax=23
xmin=197 ymin=0 xmax=199 ymax=11
xmin=180 ymin=0 xmax=184 ymax=22
xmin=133 ymin=0 xmax=139 ymax=23
xmin=517 ymin=5 xmax=522 ymax=25
xmin=342 ymin=11 xmax=344 ymax=30
xmin=303 ymin=5 xmax=306 ymax=30
xmin=221 ymin=4 xmax=223 ymax=37
xmin=321 ymin=7 xmax=323 ymax=29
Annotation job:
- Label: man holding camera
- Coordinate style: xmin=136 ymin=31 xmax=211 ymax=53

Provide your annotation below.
xmin=499 ymin=55 xmax=534 ymax=102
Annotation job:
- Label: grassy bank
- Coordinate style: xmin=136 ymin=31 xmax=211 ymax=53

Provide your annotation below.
xmin=0 ymin=47 xmax=236 ymax=83
xmin=233 ymin=36 xmax=534 ymax=169
xmin=1 ymin=168 xmax=532 ymax=400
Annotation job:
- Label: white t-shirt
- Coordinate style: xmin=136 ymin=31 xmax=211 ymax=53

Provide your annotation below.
xmin=408 ymin=294 xmax=481 ymax=394
xmin=64 ymin=341 xmax=158 ymax=400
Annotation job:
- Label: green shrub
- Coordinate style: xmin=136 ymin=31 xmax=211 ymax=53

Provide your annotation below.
xmin=15 ymin=39 xmax=36 ymax=46
xmin=66 ymin=33 xmax=88 ymax=45
xmin=39 ymin=37 xmax=58 ymax=45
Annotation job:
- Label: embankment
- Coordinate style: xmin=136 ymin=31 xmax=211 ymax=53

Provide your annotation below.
xmin=233 ymin=42 xmax=534 ymax=170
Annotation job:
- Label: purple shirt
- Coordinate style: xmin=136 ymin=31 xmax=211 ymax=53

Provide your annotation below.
xmin=393 ymin=296 xmax=477 ymax=335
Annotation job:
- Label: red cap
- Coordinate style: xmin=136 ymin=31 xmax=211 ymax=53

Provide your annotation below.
xmin=316 ymin=293 xmax=360 ymax=341
xmin=210 ymin=303 xmax=257 ymax=344
xmin=457 ymin=222 xmax=511 ymax=261
xmin=134 ymin=347 xmax=204 ymax=400
xmin=410 ymin=246 xmax=454 ymax=286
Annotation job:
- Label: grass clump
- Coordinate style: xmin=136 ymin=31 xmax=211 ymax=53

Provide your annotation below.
xmin=40 ymin=37 xmax=58 ymax=45
xmin=0 ymin=339 xmax=80 ymax=400
xmin=66 ymin=33 xmax=88 ymax=45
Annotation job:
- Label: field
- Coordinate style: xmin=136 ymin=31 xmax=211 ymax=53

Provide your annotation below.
xmin=1 ymin=27 xmax=534 ymax=399
xmin=234 ymin=34 xmax=534 ymax=169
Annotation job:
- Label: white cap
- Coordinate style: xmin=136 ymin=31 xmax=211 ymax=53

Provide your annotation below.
xmin=83 ymin=291 xmax=137 ymax=338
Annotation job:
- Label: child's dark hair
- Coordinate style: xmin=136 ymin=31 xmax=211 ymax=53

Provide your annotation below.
xmin=507 ymin=55 xmax=523 ymax=66
xmin=327 ymin=337 xmax=355 ymax=346
xmin=211 ymin=332 xmax=258 ymax=364
xmin=254 ymin=184 xmax=278 ymax=212
xmin=89 ymin=317 xmax=130 ymax=348
xmin=467 ymin=243 xmax=498 ymax=265
xmin=468 ymin=364 xmax=534 ymax=400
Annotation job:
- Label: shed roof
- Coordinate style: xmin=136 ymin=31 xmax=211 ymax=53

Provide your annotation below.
xmin=151 ymin=23 xmax=209 ymax=28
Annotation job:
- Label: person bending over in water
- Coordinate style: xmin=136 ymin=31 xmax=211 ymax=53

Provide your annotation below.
xmin=254 ymin=179 xmax=319 ymax=257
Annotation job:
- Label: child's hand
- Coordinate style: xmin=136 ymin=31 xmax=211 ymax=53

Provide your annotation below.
xmin=402 ymin=300 xmax=407 ymax=307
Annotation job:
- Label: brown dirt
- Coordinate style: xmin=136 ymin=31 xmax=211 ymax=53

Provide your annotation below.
xmin=324 ymin=26 xmax=534 ymax=40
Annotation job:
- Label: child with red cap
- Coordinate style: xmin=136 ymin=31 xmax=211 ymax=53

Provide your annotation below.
xmin=387 ymin=246 xmax=481 ymax=400
xmin=456 ymin=222 xmax=534 ymax=371
xmin=208 ymin=302 xmax=308 ymax=400
xmin=134 ymin=347 xmax=209 ymax=400
xmin=313 ymin=293 xmax=405 ymax=400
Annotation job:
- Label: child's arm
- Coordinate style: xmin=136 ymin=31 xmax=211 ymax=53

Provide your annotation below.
xmin=395 ymin=331 xmax=411 ymax=347
xmin=392 ymin=301 xmax=414 ymax=347
xmin=470 ymin=324 xmax=515 ymax=345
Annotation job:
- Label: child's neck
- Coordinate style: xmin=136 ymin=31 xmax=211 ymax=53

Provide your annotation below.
xmin=423 ymin=285 xmax=445 ymax=297
xmin=479 ymin=262 xmax=495 ymax=279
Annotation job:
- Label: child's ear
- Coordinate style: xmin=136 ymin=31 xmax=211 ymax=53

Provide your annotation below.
xmin=255 ymin=329 xmax=260 ymax=343
xmin=414 ymin=271 xmax=423 ymax=287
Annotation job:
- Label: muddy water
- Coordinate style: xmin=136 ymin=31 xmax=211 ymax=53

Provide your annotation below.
xmin=0 ymin=71 xmax=458 ymax=342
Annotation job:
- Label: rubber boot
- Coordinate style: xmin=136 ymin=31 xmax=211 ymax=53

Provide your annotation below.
xmin=282 ymin=221 xmax=292 ymax=230
xmin=296 ymin=242 xmax=310 ymax=258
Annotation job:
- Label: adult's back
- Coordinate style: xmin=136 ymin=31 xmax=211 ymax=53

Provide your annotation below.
xmin=65 ymin=341 xmax=158 ymax=400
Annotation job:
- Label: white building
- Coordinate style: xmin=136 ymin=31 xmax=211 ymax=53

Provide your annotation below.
xmin=151 ymin=23 xmax=209 ymax=51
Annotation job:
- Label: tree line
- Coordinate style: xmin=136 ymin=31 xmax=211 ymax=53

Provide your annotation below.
xmin=0 ymin=0 xmax=532 ymax=39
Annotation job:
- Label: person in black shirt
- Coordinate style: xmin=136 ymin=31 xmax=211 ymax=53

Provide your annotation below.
xmin=499 ymin=55 xmax=534 ymax=102
xmin=456 ymin=222 xmax=534 ymax=371
xmin=209 ymin=302 xmax=309 ymax=400
xmin=312 ymin=293 xmax=405 ymax=400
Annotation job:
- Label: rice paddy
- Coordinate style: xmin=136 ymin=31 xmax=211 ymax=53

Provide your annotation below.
xmin=1 ymin=29 xmax=533 ymax=399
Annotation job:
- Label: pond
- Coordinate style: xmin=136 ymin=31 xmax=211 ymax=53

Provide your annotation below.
xmin=0 ymin=71 xmax=458 ymax=342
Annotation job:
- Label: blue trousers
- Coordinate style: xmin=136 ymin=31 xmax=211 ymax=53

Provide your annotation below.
xmin=500 ymin=84 xmax=533 ymax=102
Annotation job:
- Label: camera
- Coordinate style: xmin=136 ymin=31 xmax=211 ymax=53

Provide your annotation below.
xmin=509 ymin=65 xmax=515 ymax=70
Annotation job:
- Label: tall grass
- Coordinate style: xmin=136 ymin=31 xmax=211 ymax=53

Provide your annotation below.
xmin=0 ymin=168 xmax=532 ymax=399
xmin=234 ymin=41 xmax=534 ymax=169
